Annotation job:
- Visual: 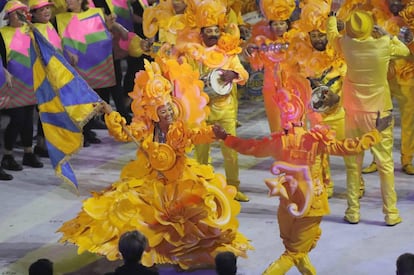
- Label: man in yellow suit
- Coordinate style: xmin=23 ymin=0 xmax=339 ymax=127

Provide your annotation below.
xmin=327 ymin=6 xmax=409 ymax=225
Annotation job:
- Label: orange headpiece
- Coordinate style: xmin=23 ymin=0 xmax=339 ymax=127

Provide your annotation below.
xmin=129 ymin=59 xmax=209 ymax=127
xmin=295 ymin=0 xmax=331 ymax=33
xmin=194 ymin=0 xmax=227 ymax=28
xmin=259 ymin=0 xmax=296 ymax=21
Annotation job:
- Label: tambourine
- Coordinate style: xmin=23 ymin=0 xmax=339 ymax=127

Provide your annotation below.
xmin=310 ymin=85 xmax=335 ymax=113
xmin=202 ymin=69 xmax=232 ymax=99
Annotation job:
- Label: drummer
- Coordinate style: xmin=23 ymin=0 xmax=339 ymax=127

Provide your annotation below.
xmin=183 ymin=0 xmax=249 ymax=202
xmin=289 ymin=0 xmax=366 ymax=199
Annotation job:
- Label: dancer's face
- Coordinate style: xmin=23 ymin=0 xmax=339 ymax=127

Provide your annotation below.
xmin=388 ymin=0 xmax=404 ymax=16
xmin=270 ymin=20 xmax=289 ymax=37
xmin=157 ymin=103 xmax=175 ymax=126
xmin=66 ymin=0 xmax=82 ymax=12
xmin=172 ymin=0 xmax=186 ymax=14
xmin=8 ymin=10 xmax=25 ymax=27
xmin=201 ymin=25 xmax=220 ymax=47
xmin=309 ymin=30 xmax=328 ymax=52
xmin=32 ymin=6 xmax=52 ymax=23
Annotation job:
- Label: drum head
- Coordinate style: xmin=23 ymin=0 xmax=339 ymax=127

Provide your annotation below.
xmin=310 ymin=85 xmax=331 ymax=113
xmin=209 ymin=69 xmax=232 ymax=96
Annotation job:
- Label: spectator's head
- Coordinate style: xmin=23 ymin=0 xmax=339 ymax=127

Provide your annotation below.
xmin=118 ymin=230 xmax=148 ymax=264
xmin=345 ymin=10 xmax=374 ymax=40
xmin=396 ymin=253 xmax=414 ymax=275
xmin=29 ymin=0 xmax=53 ymax=23
xmin=3 ymin=0 xmax=28 ymax=27
xmin=29 ymin=258 xmax=53 ymax=275
xmin=215 ymin=251 xmax=237 ymax=275
xmin=66 ymin=0 xmax=88 ymax=13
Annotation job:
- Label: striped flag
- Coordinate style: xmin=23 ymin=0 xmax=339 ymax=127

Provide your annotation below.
xmin=32 ymin=27 xmax=102 ymax=189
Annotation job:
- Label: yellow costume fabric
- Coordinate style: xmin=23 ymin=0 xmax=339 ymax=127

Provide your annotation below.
xmin=377 ymin=12 xmax=414 ymax=169
xmin=289 ymin=33 xmax=360 ymax=198
xmin=327 ymin=15 xmax=409 ymax=223
xmin=58 ymin=58 xmax=251 ymax=269
xmin=192 ymin=45 xmax=248 ymax=187
xmin=224 ymin=125 xmax=382 ymax=274
xmin=58 ymin=112 xmax=251 ymax=270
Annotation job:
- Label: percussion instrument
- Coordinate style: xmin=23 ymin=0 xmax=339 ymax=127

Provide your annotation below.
xmin=201 ymin=69 xmax=232 ymax=99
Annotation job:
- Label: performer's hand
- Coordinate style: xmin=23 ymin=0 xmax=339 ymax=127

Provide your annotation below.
xmin=375 ymin=111 xmax=393 ymax=132
xmin=331 ymin=0 xmax=343 ymax=12
xmin=220 ymin=70 xmax=238 ymax=85
xmin=212 ymin=124 xmax=228 ymax=140
xmin=4 ymin=69 xmax=12 ymax=88
xmin=101 ymin=101 xmax=113 ymax=114
xmin=398 ymin=27 xmax=414 ymax=44
xmin=140 ymin=39 xmax=153 ymax=53
xmin=66 ymin=51 xmax=78 ymax=66
xmin=372 ymin=25 xmax=388 ymax=38
xmin=245 ymin=43 xmax=258 ymax=56
xmin=111 ymin=22 xmax=128 ymax=40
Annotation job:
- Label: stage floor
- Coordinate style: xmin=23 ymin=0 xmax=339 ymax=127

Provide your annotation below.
xmin=0 ymin=99 xmax=413 ymax=275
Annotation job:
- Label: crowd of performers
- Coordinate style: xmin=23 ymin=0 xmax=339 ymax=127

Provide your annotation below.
xmin=1 ymin=0 xmax=414 ymax=273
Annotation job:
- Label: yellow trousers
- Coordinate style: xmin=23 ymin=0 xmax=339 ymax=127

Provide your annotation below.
xmin=390 ymin=78 xmax=414 ymax=166
xmin=322 ymin=113 xmax=363 ymax=196
xmin=194 ymin=95 xmax=239 ymax=186
xmin=344 ymin=111 xmax=399 ymax=222
xmin=262 ymin=207 xmax=321 ymax=275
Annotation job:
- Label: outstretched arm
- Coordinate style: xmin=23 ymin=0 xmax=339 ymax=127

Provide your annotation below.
xmin=102 ymin=102 xmax=146 ymax=143
xmin=328 ymin=112 xmax=392 ymax=155
xmin=213 ymin=124 xmax=280 ymax=158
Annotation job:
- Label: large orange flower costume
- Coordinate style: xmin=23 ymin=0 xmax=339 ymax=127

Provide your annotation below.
xmin=58 ymin=59 xmax=251 ymax=270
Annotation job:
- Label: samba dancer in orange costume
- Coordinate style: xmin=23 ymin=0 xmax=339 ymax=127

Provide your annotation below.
xmin=213 ymin=61 xmax=392 ymax=274
xmin=244 ymin=0 xmax=303 ymax=133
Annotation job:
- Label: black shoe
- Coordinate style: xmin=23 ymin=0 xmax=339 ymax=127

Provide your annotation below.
xmin=83 ymin=139 xmax=90 ymax=147
xmin=22 ymin=153 xmax=44 ymax=168
xmin=0 ymin=167 xmax=13 ymax=180
xmin=84 ymin=130 xmax=101 ymax=144
xmin=34 ymin=145 xmax=49 ymax=158
xmin=87 ymin=136 xmax=101 ymax=144
xmin=89 ymin=118 xmax=107 ymax=129
xmin=2 ymin=155 xmax=23 ymax=171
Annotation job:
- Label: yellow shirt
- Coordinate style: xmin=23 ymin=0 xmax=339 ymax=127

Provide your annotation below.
xmin=327 ymin=16 xmax=410 ymax=112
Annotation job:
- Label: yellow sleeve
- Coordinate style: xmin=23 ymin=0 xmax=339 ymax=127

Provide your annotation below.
xmin=104 ymin=111 xmax=148 ymax=142
xmin=127 ymin=35 xmax=145 ymax=58
xmin=390 ymin=36 xmax=410 ymax=58
xmin=188 ymin=125 xmax=216 ymax=145
xmin=327 ymin=16 xmax=342 ymax=54
xmin=227 ymin=55 xmax=249 ymax=85
xmin=327 ymin=129 xmax=382 ymax=155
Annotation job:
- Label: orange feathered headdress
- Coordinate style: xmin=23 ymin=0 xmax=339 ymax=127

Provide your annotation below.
xmin=193 ymin=0 xmax=227 ymax=28
xmin=400 ymin=1 xmax=414 ymax=30
xmin=129 ymin=59 xmax=209 ymax=127
xmin=259 ymin=0 xmax=296 ymax=21
xmin=296 ymin=0 xmax=331 ymax=33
